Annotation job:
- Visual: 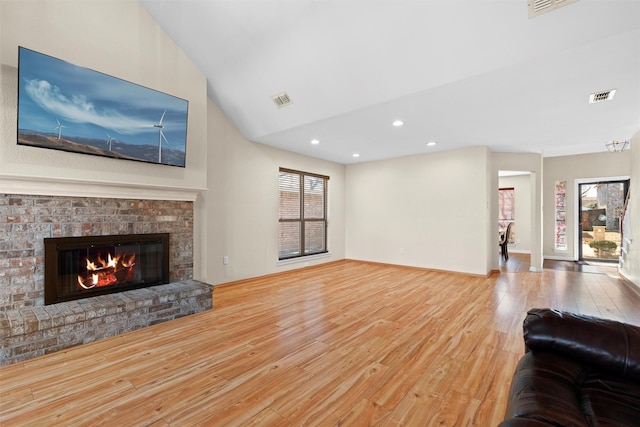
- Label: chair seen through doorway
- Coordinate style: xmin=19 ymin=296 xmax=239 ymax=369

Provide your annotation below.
xmin=500 ymin=222 xmax=514 ymax=260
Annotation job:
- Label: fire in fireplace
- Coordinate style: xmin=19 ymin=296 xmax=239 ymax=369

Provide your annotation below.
xmin=77 ymin=248 xmax=138 ymax=289
xmin=44 ymin=233 xmax=169 ymax=305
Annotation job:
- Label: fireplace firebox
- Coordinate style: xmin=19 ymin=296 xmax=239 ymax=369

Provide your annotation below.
xmin=44 ymin=233 xmax=170 ymax=305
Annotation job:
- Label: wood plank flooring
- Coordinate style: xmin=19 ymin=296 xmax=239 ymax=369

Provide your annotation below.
xmin=1 ymin=259 xmax=639 ymax=426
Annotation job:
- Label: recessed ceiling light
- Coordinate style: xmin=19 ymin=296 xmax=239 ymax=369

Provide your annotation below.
xmin=426 ymin=141 xmax=437 ymax=147
xmin=310 ymin=139 xmax=320 ymax=145
xmin=392 ymin=120 xmax=404 ymax=127
xmin=352 ymin=153 xmax=360 ymax=158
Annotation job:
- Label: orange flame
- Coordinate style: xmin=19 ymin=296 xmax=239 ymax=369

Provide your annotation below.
xmin=77 ymin=252 xmax=136 ymax=290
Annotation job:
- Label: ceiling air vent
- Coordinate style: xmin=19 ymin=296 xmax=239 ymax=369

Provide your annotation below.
xmin=589 ymin=89 xmax=616 ymax=104
xmin=272 ymin=92 xmax=292 ymax=108
xmin=528 ymin=0 xmax=579 ymax=18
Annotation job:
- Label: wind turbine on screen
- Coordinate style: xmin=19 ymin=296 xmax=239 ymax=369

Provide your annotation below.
xmin=53 ymin=119 xmax=66 ymax=140
xmin=106 ymin=132 xmax=113 ymax=151
xmin=153 ymin=110 xmax=169 ymax=163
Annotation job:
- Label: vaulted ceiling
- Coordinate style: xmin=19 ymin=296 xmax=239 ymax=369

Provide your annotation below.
xmin=140 ymin=0 xmax=639 ymax=164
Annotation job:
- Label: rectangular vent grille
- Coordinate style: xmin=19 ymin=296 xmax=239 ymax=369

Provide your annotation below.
xmin=272 ymin=92 xmax=292 ymax=108
xmin=532 ymin=0 xmax=554 ymax=12
xmin=529 ymin=0 xmax=578 ymax=18
xmin=589 ymin=89 xmax=616 ymax=104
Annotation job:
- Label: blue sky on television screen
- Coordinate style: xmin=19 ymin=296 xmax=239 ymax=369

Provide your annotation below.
xmin=17 ymin=47 xmax=188 ymax=166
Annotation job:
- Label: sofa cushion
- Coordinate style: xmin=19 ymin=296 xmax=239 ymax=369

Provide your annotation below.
xmin=523 ymin=308 xmax=640 ymax=381
xmin=500 ymin=351 xmax=640 ymax=427
xmin=581 ymin=371 xmax=640 ymax=426
xmin=501 ymin=351 xmax=589 ymax=426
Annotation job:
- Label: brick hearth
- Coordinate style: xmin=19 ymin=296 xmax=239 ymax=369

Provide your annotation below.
xmin=0 ymin=279 xmax=211 ymax=365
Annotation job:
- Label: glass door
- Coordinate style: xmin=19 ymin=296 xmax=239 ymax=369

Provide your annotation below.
xmin=579 ymin=180 xmax=629 ymax=261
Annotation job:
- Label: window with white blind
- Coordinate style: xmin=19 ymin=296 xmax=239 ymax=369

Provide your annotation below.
xmin=278 ymin=168 xmax=328 ymax=260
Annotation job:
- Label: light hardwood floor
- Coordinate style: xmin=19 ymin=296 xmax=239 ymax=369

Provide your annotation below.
xmin=2 ymin=259 xmax=639 ymax=426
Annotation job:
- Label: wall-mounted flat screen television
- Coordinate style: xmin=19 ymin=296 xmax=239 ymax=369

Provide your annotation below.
xmin=17 ymin=46 xmax=188 ymax=167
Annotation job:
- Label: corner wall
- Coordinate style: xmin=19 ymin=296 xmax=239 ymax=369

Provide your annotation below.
xmin=620 ymin=131 xmax=640 ymax=286
xmin=345 ymin=146 xmax=491 ymax=276
xmin=204 ymin=99 xmax=346 ymax=285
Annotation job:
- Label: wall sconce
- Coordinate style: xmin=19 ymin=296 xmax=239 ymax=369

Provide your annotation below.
xmin=605 ymin=139 xmax=629 ymax=152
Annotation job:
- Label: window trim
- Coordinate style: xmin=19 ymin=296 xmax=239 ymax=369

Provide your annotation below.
xmin=277 ymin=251 xmax=332 ymax=266
xmin=278 ymin=168 xmax=329 ymax=261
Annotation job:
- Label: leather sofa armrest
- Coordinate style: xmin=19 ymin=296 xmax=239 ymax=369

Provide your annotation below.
xmin=523 ymin=308 xmax=640 ymax=381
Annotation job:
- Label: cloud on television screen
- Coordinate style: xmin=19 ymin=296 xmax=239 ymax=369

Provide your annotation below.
xmin=24 ymin=78 xmax=158 ymax=135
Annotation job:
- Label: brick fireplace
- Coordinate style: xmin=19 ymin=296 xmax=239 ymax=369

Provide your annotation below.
xmin=1 ymin=194 xmax=195 ymax=309
xmin=0 ymin=193 xmax=212 ymax=365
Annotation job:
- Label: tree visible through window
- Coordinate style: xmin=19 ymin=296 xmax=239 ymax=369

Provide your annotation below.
xmin=499 ymin=187 xmax=515 ymax=243
xmin=279 ymin=168 xmax=328 ymax=260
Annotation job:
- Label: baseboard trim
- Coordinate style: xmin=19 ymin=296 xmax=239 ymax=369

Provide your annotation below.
xmin=619 ymin=271 xmax=640 ymax=297
xmin=544 ymin=255 xmax=575 ymax=261
xmin=508 ymin=249 xmax=531 ymax=254
xmin=215 ymin=259 xmax=347 ymax=288
xmin=344 ymin=259 xmax=492 ymax=278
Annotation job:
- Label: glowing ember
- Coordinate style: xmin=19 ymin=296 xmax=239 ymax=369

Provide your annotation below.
xmin=77 ymin=252 xmax=136 ymax=289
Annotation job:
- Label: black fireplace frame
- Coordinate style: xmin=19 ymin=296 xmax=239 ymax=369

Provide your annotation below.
xmin=44 ymin=233 xmax=170 ymax=305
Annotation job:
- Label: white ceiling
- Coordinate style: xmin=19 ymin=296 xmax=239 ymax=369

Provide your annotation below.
xmin=139 ymin=0 xmax=640 ymax=165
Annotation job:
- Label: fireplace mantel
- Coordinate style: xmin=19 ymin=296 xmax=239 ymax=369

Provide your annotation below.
xmin=0 ymin=174 xmax=205 ymax=202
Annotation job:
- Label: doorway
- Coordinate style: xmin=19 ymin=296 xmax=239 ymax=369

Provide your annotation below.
xmin=578 ymin=180 xmax=629 ymax=262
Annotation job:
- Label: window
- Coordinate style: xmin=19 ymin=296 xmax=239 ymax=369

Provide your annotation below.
xmin=554 ymin=181 xmax=567 ymax=251
xmin=278 ymin=168 xmax=329 ymax=260
xmin=499 ymin=187 xmax=515 ymax=243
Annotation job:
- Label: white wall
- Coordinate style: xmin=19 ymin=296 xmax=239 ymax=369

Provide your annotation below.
xmin=0 ymin=0 xmax=207 ymax=191
xmin=543 ymin=151 xmax=631 ymax=261
xmin=204 ymin=99 xmax=346 ymax=285
xmin=620 ymin=131 xmax=639 ymax=286
xmin=0 ymin=0 xmax=208 ymax=278
xmin=499 ymin=174 xmax=532 ymax=253
xmin=345 ymin=146 xmax=491 ymax=276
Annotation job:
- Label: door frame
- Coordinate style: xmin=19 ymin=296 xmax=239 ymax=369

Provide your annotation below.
xmin=574 ymin=176 xmax=630 ymax=262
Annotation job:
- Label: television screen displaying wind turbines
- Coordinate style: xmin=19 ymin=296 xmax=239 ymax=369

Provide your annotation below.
xmin=17 ymin=46 xmax=188 ymax=167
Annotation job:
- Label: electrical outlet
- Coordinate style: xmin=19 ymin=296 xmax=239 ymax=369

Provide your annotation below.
xmin=223 ymin=256 xmax=229 ymax=265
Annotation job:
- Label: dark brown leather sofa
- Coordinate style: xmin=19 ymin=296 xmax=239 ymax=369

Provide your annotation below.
xmin=499 ymin=308 xmax=640 ymax=426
